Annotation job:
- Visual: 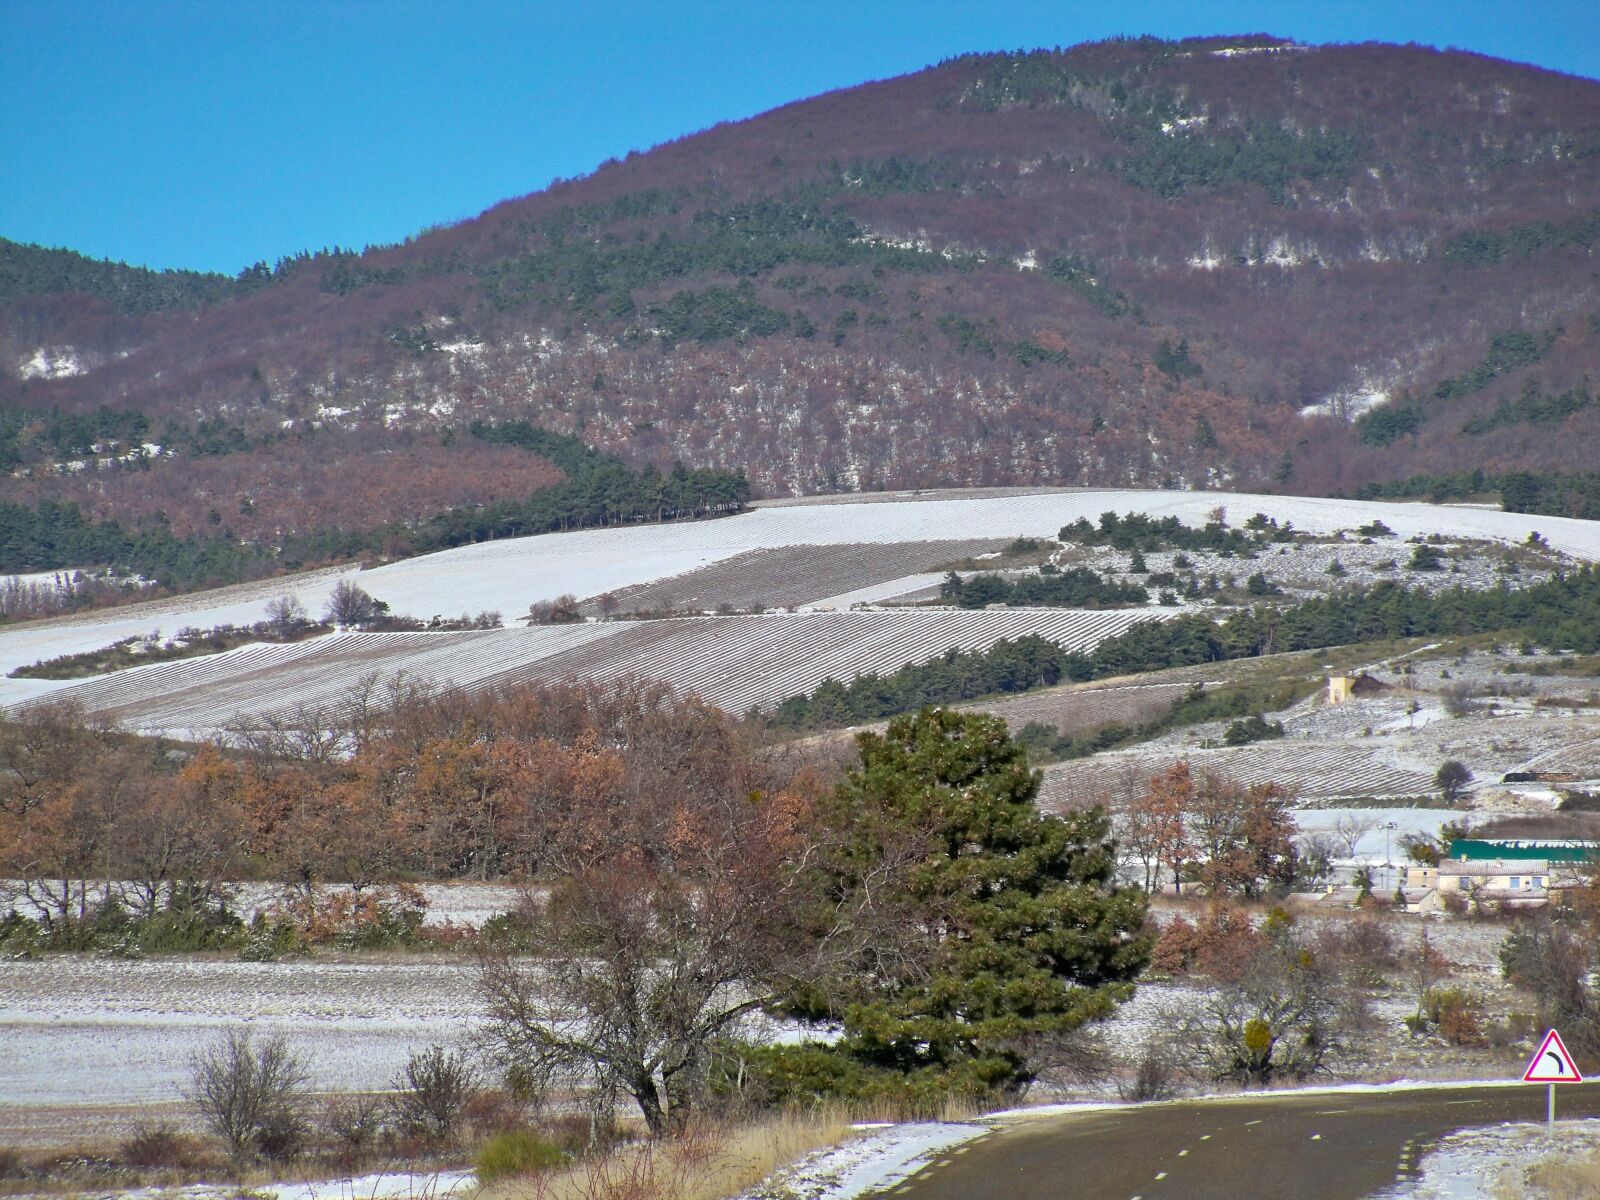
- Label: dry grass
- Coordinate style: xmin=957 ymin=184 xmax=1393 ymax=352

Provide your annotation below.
xmin=1503 ymin=1144 xmax=1600 ymax=1200
xmin=481 ymin=1109 xmax=855 ymax=1200
xmin=1491 ymin=1141 xmax=1600 ymax=1200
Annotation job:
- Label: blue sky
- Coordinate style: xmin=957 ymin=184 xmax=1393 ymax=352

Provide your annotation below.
xmin=3 ymin=1 xmax=1597 ymax=274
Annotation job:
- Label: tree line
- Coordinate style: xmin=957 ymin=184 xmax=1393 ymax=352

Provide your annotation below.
xmin=939 ymin=565 xmax=1147 ymax=609
xmin=771 ymin=567 xmax=1600 ymax=729
xmin=0 ymin=683 xmax=1149 ymax=1131
xmin=0 ymin=424 xmax=749 ymax=592
xmin=1346 ymin=467 xmax=1600 ymax=520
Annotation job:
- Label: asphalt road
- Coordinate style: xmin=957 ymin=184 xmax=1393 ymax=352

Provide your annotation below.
xmin=888 ymin=1082 xmax=1600 ymax=1200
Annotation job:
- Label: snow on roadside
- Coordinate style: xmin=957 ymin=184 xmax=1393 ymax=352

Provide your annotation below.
xmin=1380 ymin=1119 xmax=1600 ymax=1199
xmin=741 ymin=1084 xmax=1575 ymax=1200
xmin=741 ymin=1121 xmax=985 ymax=1200
xmin=263 ymin=1169 xmax=476 ymax=1200
xmin=103 ymin=1169 xmax=475 ymax=1200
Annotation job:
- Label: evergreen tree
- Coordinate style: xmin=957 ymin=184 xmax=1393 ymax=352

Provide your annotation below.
xmin=790 ymin=709 xmax=1149 ymax=1094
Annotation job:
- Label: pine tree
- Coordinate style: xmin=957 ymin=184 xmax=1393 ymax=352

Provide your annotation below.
xmin=795 ymin=709 xmax=1149 ymax=1092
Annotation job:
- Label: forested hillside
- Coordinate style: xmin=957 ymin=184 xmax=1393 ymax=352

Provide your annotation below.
xmin=4 ymin=34 xmax=1600 ymax=578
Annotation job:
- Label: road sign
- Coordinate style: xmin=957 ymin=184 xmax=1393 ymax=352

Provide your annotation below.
xmin=1524 ymin=1029 xmax=1583 ymax=1084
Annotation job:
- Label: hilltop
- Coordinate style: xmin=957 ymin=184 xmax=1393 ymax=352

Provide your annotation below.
xmin=2 ymin=34 xmax=1599 ymax=588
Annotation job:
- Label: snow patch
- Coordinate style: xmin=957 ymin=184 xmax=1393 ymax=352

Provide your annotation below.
xmin=17 ymin=347 xmax=87 ymax=380
xmin=1379 ymin=1119 xmax=1600 ymax=1199
xmin=1210 ymin=42 xmax=1306 ymax=58
xmin=111 ymin=1169 xmax=475 ymax=1200
xmin=741 ymin=1122 xmax=984 ymax=1200
xmin=1302 ymin=387 xmax=1391 ymax=421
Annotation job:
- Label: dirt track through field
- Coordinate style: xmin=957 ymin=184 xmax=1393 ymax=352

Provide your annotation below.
xmin=894 ymin=1083 xmax=1600 ymax=1200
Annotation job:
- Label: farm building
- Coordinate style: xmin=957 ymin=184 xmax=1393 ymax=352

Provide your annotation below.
xmin=1325 ymin=673 xmax=1389 ymax=704
xmin=1402 ymin=840 xmax=1597 ymax=912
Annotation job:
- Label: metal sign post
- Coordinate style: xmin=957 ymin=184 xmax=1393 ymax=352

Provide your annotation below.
xmin=1523 ymin=1028 xmax=1583 ymax=1131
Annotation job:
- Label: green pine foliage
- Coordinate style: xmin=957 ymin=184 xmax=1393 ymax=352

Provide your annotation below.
xmin=1044 ymin=254 xmax=1135 ymax=318
xmin=1153 ymin=338 xmax=1201 ymax=379
xmin=958 ymin=48 xmax=1362 ymax=203
xmin=1500 ymin=470 xmax=1600 ymax=521
xmin=0 ymin=238 xmax=243 ymax=314
xmin=770 ymin=635 xmax=1089 ymax=728
xmin=1432 ymin=328 xmax=1559 ymax=401
xmin=777 ymin=709 xmax=1149 ymax=1097
xmin=1440 ymin=208 xmax=1600 ymax=266
xmin=1355 ymin=398 xmax=1426 ymax=445
xmin=939 ymin=567 xmax=1146 ymax=609
xmin=477 ymin=200 xmax=966 ymax=320
xmin=1461 ymin=380 xmax=1595 ymax=436
xmin=1059 ymin=510 xmax=1271 ymax=553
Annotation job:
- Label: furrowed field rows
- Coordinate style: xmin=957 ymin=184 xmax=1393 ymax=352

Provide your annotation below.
xmin=582 ymin=539 xmax=1008 ymax=615
xmin=487 ymin=609 xmax=1156 ymax=713
xmin=4 ymin=488 xmax=1598 ymax=696
xmin=1036 ymin=742 xmax=1439 ymax=809
xmin=26 ymin=625 xmax=621 ymax=734
xmin=474 ymin=609 xmax=1164 ymax=717
xmin=964 ymin=680 xmax=1207 ymax=736
xmin=21 ymin=609 xmax=1155 ymax=735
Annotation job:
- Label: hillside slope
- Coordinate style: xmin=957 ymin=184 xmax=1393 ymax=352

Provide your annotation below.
xmin=4 ymin=34 xmax=1599 ymax=558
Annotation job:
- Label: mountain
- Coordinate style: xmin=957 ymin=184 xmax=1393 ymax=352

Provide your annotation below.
xmin=3 ymin=34 xmax=1599 ymax=584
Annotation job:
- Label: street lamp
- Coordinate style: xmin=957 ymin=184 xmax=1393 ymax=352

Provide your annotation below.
xmin=1382 ymin=820 xmax=1399 ymax=893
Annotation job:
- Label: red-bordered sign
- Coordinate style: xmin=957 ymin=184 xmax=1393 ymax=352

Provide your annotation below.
xmin=1524 ymin=1029 xmax=1584 ymax=1083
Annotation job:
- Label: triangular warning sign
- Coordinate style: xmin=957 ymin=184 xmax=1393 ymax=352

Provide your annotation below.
xmin=1524 ymin=1029 xmax=1584 ymax=1083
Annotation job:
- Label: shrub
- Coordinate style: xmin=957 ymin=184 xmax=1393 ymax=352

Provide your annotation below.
xmin=722 ymin=1043 xmax=1001 ymax=1118
xmin=475 ymin=1129 xmax=565 ymax=1184
xmin=117 ymin=1122 xmax=202 ymax=1169
xmin=1421 ymin=986 xmax=1488 ymax=1046
xmin=321 ymin=1094 xmax=385 ymax=1167
xmin=0 ymin=1148 xmax=27 ymax=1181
xmin=1150 ymin=915 xmax=1198 ymax=975
xmin=323 ymin=581 xmax=388 ymax=627
xmin=185 ymin=1029 xmax=310 ymax=1166
xmin=1190 ymin=902 xmax=1262 ymax=983
xmin=388 ymin=1045 xmax=479 ymax=1144
xmin=1117 ymin=1041 xmax=1179 ymax=1103
xmin=1316 ymin=916 xmax=1400 ymax=976
xmin=1408 ymin=544 xmax=1445 ymax=571
xmin=527 ymin=594 xmax=582 ymax=624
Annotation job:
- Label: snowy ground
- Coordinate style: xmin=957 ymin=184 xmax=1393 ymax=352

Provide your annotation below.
xmin=0 ymin=956 xmax=479 ymax=1108
xmin=1376 ymin=1119 xmax=1600 ymax=1199
xmin=103 ymin=1169 xmax=477 ymax=1200
xmin=737 ymin=1121 xmax=987 ymax=1200
xmin=3 ymin=881 xmax=521 ymax=930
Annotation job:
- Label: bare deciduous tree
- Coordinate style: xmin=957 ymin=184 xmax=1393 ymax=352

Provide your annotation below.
xmin=1185 ymin=917 xmax=1341 ymax=1087
xmin=475 ymin=688 xmax=842 ymax=1137
xmin=323 ymin=580 xmax=386 ymax=628
xmin=262 ymin=594 xmax=309 ymax=638
xmin=1334 ymin=814 xmax=1376 ymax=859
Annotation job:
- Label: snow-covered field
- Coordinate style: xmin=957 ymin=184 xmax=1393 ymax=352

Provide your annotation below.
xmin=0 ymin=957 xmax=479 ymax=1107
xmin=4 ymin=488 xmax=1597 ymax=714
xmin=3 ymin=881 xmax=521 ymax=930
xmin=17 ymin=607 xmax=1158 ymax=736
